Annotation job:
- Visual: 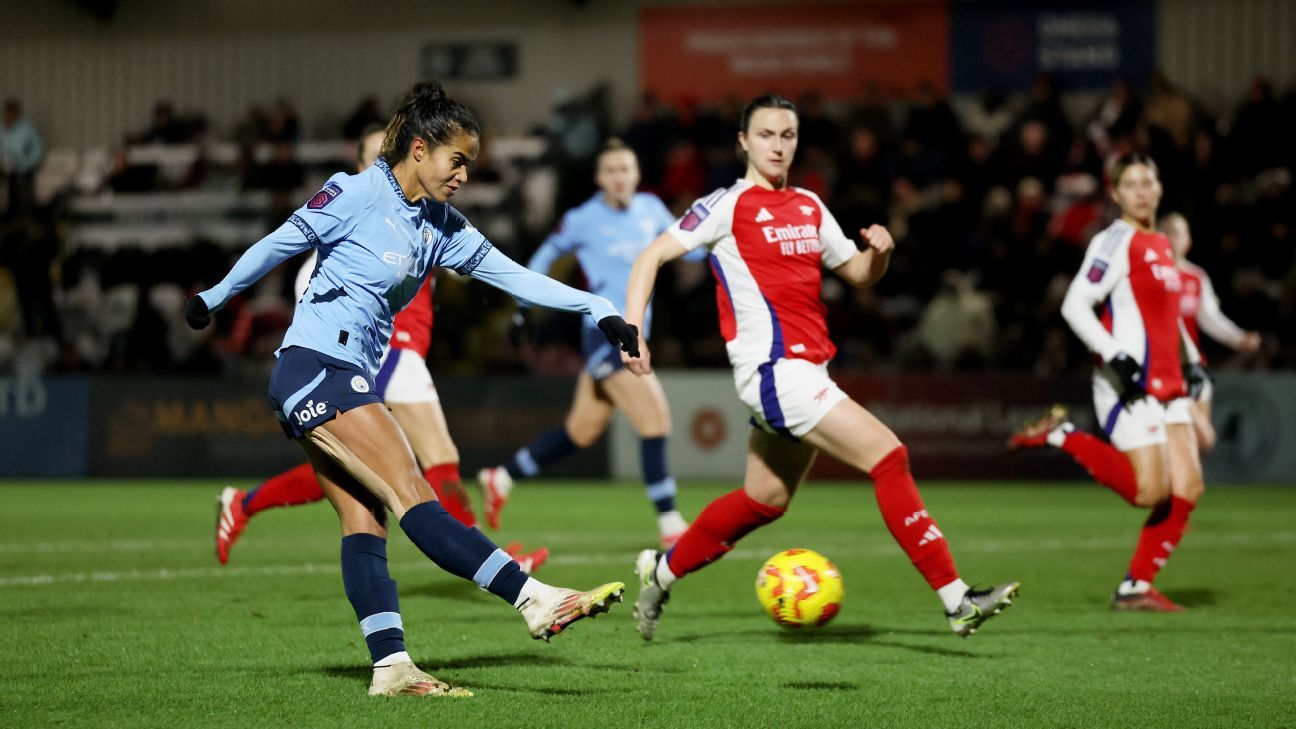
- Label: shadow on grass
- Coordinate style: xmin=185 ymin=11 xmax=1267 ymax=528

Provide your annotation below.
xmin=402 ymin=579 xmax=493 ymax=602
xmin=460 ymin=682 xmax=602 ymax=697
xmin=1165 ymin=588 xmax=1218 ymax=608
xmin=666 ymin=623 xmax=986 ymax=658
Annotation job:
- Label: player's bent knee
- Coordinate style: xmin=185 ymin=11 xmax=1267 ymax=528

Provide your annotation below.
xmin=744 ymin=482 xmax=793 ymax=510
xmin=564 ymin=422 xmax=604 ymax=448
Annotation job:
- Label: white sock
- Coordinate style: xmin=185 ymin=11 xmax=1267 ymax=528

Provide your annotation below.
xmin=1117 ymin=578 xmax=1151 ymax=595
xmin=1046 ymin=422 xmax=1074 ymax=448
xmin=513 ymin=577 xmax=550 ymax=609
xmin=654 ymin=554 xmax=678 ymax=589
xmin=936 ymin=579 xmax=970 ymax=613
xmin=374 ymin=650 xmax=411 ymax=667
xmin=657 ymin=511 xmax=687 ymax=535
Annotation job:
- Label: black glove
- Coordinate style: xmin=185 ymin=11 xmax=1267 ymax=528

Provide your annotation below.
xmin=1108 ymin=352 xmax=1146 ymax=403
xmin=508 ymin=308 xmax=534 ymax=348
xmin=1184 ymin=362 xmax=1213 ymax=400
xmin=185 ymin=296 xmax=212 ymax=330
xmin=597 ymin=316 xmax=640 ymax=358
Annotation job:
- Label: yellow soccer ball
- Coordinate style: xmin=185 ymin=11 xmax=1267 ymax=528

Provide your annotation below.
xmin=755 ymin=549 xmax=844 ymax=629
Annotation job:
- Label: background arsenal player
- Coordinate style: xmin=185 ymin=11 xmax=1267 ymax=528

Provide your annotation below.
xmin=621 ymin=93 xmax=1019 ymax=641
xmin=1160 ymin=212 xmax=1262 ymax=451
xmin=1011 ymin=153 xmax=1209 ymax=612
xmin=214 ymin=125 xmax=547 ymax=571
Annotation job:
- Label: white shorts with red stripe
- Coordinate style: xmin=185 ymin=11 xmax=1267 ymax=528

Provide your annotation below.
xmin=375 ymin=347 xmax=440 ymax=405
xmin=735 ymin=358 xmax=848 ymax=439
xmin=1093 ymin=374 xmax=1192 ymax=451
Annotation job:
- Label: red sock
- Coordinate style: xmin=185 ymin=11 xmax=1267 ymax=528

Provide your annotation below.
xmin=666 ymin=488 xmax=784 ymax=577
xmin=243 ymin=462 xmax=324 ymax=516
xmin=423 ymin=463 xmax=477 ymax=528
xmin=1060 ymin=431 xmax=1140 ymax=505
xmin=871 ymin=446 xmax=960 ymax=590
xmin=1128 ymin=496 xmax=1196 ymax=583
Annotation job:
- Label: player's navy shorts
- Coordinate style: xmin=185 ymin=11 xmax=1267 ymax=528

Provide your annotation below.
xmin=268 ymin=346 xmax=382 ymax=439
xmin=581 ymin=322 xmax=624 ymax=381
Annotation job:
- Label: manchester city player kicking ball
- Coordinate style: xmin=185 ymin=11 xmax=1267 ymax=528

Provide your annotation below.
xmin=186 ymin=82 xmax=639 ymax=697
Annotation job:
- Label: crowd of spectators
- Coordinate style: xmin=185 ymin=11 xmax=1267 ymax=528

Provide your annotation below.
xmin=1 ymin=73 xmax=1293 ymax=379
xmin=619 ymin=74 xmax=1296 ymax=376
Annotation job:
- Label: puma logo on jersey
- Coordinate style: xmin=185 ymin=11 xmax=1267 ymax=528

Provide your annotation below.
xmin=384 ymin=217 xmax=415 ymax=246
xmin=755 ymin=207 xmax=774 ymax=223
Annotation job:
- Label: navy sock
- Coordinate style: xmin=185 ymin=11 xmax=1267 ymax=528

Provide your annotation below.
xmin=398 ymin=501 xmax=529 ymax=604
xmin=641 ymin=437 xmax=677 ymax=514
xmin=505 ymin=427 xmax=580 ymax=480
xmin=240 ymin=486 xmax=260 ymax=512
xmin=340 ymin=534 xmax=405 ymax=664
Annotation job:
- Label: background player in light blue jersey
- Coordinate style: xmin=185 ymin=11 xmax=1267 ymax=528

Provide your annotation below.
xmin=478 ymin=140 xmax=693 ymax=548
xmin=185 ymin=83 xmax=639 ymax=698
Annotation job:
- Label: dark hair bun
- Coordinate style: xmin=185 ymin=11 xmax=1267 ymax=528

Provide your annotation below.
xmin=412 ymin=82 xmax=446 ymax=102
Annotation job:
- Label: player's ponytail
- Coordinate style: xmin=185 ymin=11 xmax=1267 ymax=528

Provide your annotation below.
xmin=379 ymin=81 xmax=481 ymax=165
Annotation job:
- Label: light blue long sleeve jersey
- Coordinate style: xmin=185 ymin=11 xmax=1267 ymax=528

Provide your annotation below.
xmin=527 ymin=192 xmax=683 ymax=336
xmin=0 ymin=118 xmax=44 ymax=174
xmin=198 ymin=157 xmax=619 ymax=375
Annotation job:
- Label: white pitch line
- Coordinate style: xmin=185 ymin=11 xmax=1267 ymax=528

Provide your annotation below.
xmin=1 ymin=531 xmax=1293 ymax=589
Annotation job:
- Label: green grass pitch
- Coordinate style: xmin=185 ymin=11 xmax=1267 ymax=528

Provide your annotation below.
xmin=2 ymin=480 xmax=1294 ymax=728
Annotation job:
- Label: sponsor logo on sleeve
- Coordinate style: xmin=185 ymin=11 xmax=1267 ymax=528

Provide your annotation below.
xmin=1087 ymin=259 xmax=1109 ymax=283
xmin=680 ymin=203 xmax=710 ymax=232
xmin=307 ymin=182 xmax=343 ymax=210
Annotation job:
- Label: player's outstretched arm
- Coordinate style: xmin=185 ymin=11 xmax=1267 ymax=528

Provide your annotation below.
xmin=833 ymin=224 xmax=895 ymax=288
xmin=467 ymin=246 xmax=638 ymax=356
xmin=186 ymin=222 xmax=313 ymax=329
xmin=622 ymin=232 xmax=689 ymax=375
xmin=1197 ymin=272 xmax=1260 ymax=352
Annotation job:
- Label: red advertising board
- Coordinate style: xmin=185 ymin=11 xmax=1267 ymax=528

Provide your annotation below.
xmin=641 ymin=3 xmax=950 ymax=103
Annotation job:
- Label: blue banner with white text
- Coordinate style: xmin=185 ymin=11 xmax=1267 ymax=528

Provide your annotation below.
xmin=951 ymin=0 xmax=1155 ymax=92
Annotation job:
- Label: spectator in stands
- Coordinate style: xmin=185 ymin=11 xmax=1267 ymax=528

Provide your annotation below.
xmin=902 ymin=81 xmax=963 ymax=164
xmin=1086 ymin=78 xmax=1142 ymax=157
xmin=1230 ymin=76 xmax=1285 ymax=177
xmin=138 ymin=102 xmax=189 ymax=145
xmin=106 ymin=147 xmax=158 ymax=193
xmin=962 ymin=88 xmax=1016 ymax=147
xmin=848 ymin=82 xmax=894 ymax=145
xmin=342 ymin=95 xmax=385 ymax=140
xmin=1 ymin=98 xmax=43 ymax=220
xmin=1015 ymin=73 xmax=1072 ymax=167
xmin=267 ymin=97 xmax=301 ymax=143
xmin=233 ymin=104 xmax=270 ymax=148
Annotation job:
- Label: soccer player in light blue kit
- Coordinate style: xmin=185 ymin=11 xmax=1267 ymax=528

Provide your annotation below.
xmin=477 ymin=140 xmax=693 ymax=547
xmin=185 ymin=83 xmax=639 ymax=698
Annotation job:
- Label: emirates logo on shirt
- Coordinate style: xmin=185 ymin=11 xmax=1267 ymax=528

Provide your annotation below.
xmin=762 ymin=223 xmax=821 ymax=256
